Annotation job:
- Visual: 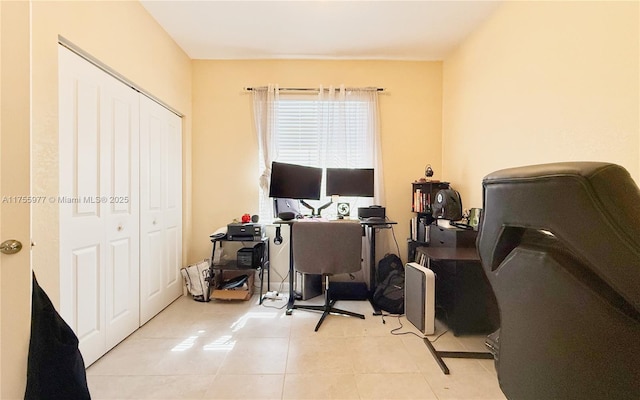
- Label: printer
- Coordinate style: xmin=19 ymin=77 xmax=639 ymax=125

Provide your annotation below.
xmin=227 ymin=223 xmax=264 ymax=241
xmin=358 ymin=205 xmax=386 ymax=220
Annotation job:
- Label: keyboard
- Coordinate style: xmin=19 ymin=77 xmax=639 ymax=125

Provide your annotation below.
xmin=362 ymin=217 xmax=387 ymax=223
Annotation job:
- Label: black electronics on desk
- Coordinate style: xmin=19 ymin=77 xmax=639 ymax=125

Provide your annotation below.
xmin=227 ymin=223 xmax=263 ymax=241
xmin=237 ymin=242 xmax=264 ymax=268
xmin=358 ymin=205 xmax=386 ymax=219
xmin=273 ymin=198 xmax=301 ymax=220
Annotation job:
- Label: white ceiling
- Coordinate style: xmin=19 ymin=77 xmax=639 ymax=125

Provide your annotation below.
xmin=140 ymin=1 xmax=502 ymax=60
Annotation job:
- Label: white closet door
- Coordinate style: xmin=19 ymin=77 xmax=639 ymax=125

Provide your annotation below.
xmin=59 ymin=47 xmax=140 ymax=366
xmin=102 ymin=77 xmax=140 ymax=351
xmin=139 ymin=95 xmax=182 ymax=325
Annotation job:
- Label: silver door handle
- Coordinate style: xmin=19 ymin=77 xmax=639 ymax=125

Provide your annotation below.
xmin=0 ymin=240 xmax=23 ymax=254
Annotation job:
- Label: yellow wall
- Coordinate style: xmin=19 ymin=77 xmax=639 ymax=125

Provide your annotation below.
xmin=30 ymin=1 xmax=192 ymax=305
xmin=1 ymin=2 xmax=32 ymax=397
xmin=442 ymin=1 xmax=640 ymax=207
xmin=190 ymin=60 xmax=443 ymax=265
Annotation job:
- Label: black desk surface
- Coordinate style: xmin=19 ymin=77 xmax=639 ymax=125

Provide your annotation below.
xmin=274 ymin=217 xmax=395 ymax=225
xmin=420 ymin=247 xmax=480 ymax=261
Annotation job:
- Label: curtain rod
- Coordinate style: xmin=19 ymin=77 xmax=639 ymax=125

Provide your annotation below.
xmin=244 ymin=86 xmax=384 ymax=92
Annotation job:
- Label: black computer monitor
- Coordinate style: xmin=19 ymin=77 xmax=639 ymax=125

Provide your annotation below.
xmin=269 ymin=162 xmax=322 ymax=200
xmin=273 ymin=198 xmax=301 ymax=218
xmin=326 ymin=168 xmax=374 ymax=197
xmin=269 ymin=162 xmax=323 ymax=216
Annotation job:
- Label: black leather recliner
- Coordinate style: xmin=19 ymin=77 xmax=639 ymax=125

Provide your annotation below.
xmin=478 ymin=162 xmax=640 ymax=400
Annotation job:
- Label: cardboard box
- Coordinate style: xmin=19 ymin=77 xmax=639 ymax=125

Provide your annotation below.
xmin=210 ymin=269 xmax=255 ymax=301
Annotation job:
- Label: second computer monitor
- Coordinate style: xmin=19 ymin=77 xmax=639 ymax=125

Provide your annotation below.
xmin=326 ymin=168 xmax=374 ymax=197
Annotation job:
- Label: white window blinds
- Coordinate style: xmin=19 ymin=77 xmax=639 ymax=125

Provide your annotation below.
xmin=254 ymin=86 xmax=383 ymax=221
xmin=276 ymin=99 xmax=373 ymax=168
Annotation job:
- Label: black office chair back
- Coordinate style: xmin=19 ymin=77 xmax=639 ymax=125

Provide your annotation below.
xmin=478 ymin=162 xmax=640 ymax=400
xmin=293 ymin=221 xmax=362 ymax=276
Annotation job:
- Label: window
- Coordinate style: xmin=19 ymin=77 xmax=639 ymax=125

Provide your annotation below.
xmin=256 ymin=90 xmax=380 ymax=221
xmin=276 ymin=98 xmax=373 ymax=168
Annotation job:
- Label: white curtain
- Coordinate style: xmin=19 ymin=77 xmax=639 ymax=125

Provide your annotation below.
xmin=253 ymin=84 xmax=279 ymax=216
xmin=317 ymin=85 xmax=385 ymax=205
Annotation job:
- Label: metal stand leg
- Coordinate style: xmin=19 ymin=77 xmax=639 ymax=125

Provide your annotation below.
xmin=367 ymin=225 xmax=383 ymax=315
xmin=422 ymin=337 xmax=494 ymax=375
xmin=286 ymin=226 xmax=295 ymax=315
xmin=293 ymin=275 xmax=365 ymax=331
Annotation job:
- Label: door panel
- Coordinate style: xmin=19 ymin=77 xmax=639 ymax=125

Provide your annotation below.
xmin=141 ymin=229 xmax=163 ymax=316
xmin=165 ymin=110 xmax=183 ymax=298
xmin=59 ymin=52 xmax=104 ymax=351
xmin=110 ymin=238 xmax=131 ymax=318
xmin=139 ymin=95 xmax=182 ymax=325
xmin=147 ymin=116 xmax=163 ymax=211
xmin=165 ymin=226 xmax=181 ymax=288
xmin=106 ymin=236 xmax=137 ymax=348
xmin=59 ymin=46 xmax=139 ymax=366
xmin=75 ymin=80 xmax=101 ymax=216
xmin=111 ymin=98 xmax=134 ymax=214
xmin=73 ymin=244 xmax=104 ymax=366
xmin=101 ymin=65 xmax=140 ymax=353
xmin=74 ymin=245 xmax=101 ymax=340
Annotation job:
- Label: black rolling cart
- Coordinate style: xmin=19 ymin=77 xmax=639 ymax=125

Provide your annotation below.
xmin=208 ymin=234 xmax=270 ymax=303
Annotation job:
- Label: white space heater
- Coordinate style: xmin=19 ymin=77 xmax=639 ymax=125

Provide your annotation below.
xmin=405 ymin=262 xmax=435 ymax=335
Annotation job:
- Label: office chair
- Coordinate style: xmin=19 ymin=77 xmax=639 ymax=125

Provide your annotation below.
xmin=478 ymin=162 xmax=640 ymax=400
xmin=292 ymin=221 xmax=365 ymax=331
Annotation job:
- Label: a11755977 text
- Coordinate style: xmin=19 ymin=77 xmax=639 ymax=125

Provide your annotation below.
xmin=1 ymin=195 xmax=130 ymax=204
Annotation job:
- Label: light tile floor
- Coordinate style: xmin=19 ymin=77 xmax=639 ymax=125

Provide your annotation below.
xmin=87 ymin=294 xmax=507 ymax=400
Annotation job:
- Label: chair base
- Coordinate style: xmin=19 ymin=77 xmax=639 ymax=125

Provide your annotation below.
xmin=293 ymin=276 xmax=365 ymax=331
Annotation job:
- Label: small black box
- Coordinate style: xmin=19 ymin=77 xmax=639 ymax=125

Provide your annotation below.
xmin=237 ymin=243 xmax=263 ymax=268
xmin=358 ymin=206 xmax=386 ymax=219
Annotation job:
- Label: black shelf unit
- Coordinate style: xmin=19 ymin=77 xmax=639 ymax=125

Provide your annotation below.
xmin=208 ymin=235 xmax=270 ymax=303
xmin=408 ymin=180 xmax=449 ymax=261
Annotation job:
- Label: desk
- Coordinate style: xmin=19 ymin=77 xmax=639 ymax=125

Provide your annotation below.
xmin=360 ymin=219 xmax=397 ymax=315
xmin=417 ymin=244 xmax=497 ymax=375
xmin=419 ymin=246 xmax=498 ymax=335
xmin=422 ymin=247 xmax=480 ymax=262
xmin=275 ymin=218 xmax=396 ymax=315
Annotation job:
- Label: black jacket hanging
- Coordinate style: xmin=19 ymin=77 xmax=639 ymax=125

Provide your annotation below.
xmin=25 ymin=272 xmax=91 ymax=400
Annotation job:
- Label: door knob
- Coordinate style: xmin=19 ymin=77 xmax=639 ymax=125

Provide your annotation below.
xmin=0 ymin=239 xmax=23 ymax=254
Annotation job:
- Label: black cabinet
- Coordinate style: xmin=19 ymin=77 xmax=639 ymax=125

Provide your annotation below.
xmin=417 ymin=226 xmax=498 ymax=335
xmin=429 ymin=224 xmax=477 ymax=248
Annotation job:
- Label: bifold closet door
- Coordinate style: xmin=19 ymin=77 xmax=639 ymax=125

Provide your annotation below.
xmin=139 ymin=95 xmax=183 ymax=325
xmin=58 ymin=47 xmax=140 ymax=366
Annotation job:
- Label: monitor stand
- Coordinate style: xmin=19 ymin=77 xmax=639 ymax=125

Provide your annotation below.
xmin=316 ymin=200 xmax=332 ymax=216
xmin=299 ymin=200 xmax=317 ymax=217
xmin=300 ymin=200 xmax=334 ymax=218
